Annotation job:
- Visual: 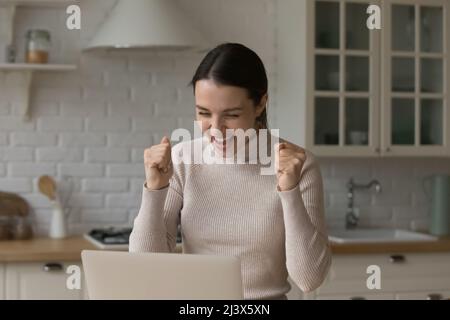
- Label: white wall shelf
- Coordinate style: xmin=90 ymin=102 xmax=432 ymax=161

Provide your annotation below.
xmin=0 ymin=0 xmax=76 ymax=8
xmin=0 ymin=64 xmax=76 ymax=121
xmin=0 ymin=1 xmax=78 ymax=121
xmin=0 ymin=63 xmax=76 ymax=71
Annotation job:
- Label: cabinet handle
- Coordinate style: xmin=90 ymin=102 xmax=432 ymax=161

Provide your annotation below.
xmin=389 ymin=254 xmax=405 ymax=263
xmin=350 ymin=296 xmax=366 ymax=300
xmin=375 ymin=147 xmax=380 ymax=153
xmin=427 ymin=293 xmax=443 ymax=300
xmin=386 ymin=147 xmax=391 ymax=152
xmin=43 ymin=262 xmax=63 ymax=272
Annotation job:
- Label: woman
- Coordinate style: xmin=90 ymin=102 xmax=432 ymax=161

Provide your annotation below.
xmin=129 ymin=43 xmax=331 ymax=300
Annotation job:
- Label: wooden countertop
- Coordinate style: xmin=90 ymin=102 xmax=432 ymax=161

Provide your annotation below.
xmin=0 ymin=236 xmax=97 ymax=262
xmin=1 ymin=235 xmax=450 ymax=263
xmin=330 ymin=237 xmax=450 ymax=254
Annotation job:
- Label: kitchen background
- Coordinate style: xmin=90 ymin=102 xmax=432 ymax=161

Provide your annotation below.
xmin=0 ymin=0 xmax=449 ymax=237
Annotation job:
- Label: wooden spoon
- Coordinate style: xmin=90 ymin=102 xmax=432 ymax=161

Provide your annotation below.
xmin=38 ymin=175 xmax=57 ymax=201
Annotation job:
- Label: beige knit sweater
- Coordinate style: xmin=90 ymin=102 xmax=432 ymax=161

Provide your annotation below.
xmin=129 ymin=135 xmax=332 ymax=300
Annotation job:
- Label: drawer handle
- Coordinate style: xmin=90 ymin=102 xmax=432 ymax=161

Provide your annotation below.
xmin=389 ymin=254 xmax=405 ymax=263
xmin=427 ymin=293 xmax=443 ymax=300
xmin=350 ymin=296 xmax=366 ymax=300
xmin=43 ymin=263 xmax=63 ymax=272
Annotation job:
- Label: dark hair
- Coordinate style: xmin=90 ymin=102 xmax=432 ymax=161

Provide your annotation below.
xmin=190 ymin=43 xmax=269 ymax=129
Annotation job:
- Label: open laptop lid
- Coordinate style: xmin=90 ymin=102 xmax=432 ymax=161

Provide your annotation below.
xmin=81 ymin=250 xmax=243 ymax=300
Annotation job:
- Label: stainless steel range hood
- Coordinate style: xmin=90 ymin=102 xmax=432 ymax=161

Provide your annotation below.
xmin=83 ymin=0 xmax=208 ymax=51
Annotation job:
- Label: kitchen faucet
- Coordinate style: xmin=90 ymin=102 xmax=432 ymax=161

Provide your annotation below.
xmin=346 ymin=178 xmax=382 ymax=229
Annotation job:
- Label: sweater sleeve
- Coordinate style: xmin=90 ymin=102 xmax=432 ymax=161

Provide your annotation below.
xmin=129 ymin=162 xmax=184 ymax=253
xmin=277 ymin=150 xmax=332 ymax=292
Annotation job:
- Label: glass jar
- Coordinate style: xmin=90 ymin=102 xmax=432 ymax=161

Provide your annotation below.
xmin=25 ymin=29 xmax=51 ymax=64
xmin=12 ymin=216 xmax=34 ymax=240
xmin=0 ymin=216 xmax=13 ymax=240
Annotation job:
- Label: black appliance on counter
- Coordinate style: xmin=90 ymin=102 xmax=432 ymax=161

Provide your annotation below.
xmin=84 ymin=225 xmax=182 ymax=250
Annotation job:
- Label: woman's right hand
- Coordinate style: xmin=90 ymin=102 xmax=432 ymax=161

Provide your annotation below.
xmin=144 ymin=136 xmax=173 ymax=190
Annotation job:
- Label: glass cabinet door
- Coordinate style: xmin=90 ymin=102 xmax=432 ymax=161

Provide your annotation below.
xmin=345 ymin=98 xmax=369 ymax=145
xmin=387 ymin=3 xmax=446 ymax=151
xmin=315 ymin=55 xmax=340 ymax=91
xmin=392 ymin=5 xmax=415 ymax=51
xmin=315 ymin=98 xmax=339 ymax=145
xmin=421 ymin=99 xmax=443 ymax=145
xmin=391 ymin=98 xmax=415 ymax=145
xmin=312 ymin=0 xmax=377 ymax=151
xmin=315 ymin=1 xmax=340 ymax=49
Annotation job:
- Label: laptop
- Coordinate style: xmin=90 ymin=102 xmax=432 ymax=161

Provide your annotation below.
xmin=81 ymin=250 xmax=243 ymax=300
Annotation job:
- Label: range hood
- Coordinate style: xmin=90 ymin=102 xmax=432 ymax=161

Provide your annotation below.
xmin=83 ymin=0 xmax=208 ymax=51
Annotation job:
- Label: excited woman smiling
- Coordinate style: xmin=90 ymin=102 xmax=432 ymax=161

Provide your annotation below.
xmin=129 ymin=43 xmax=331 ymax=300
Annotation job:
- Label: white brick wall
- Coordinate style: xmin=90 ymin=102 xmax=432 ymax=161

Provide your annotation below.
xmin=8 ymin=163 xmax=56 ymax=177
xmin=37 ymin=117 xmax=84 ymax=132
xmin=60 ymin=133 xmax=106 ymax=147
xmin=1 ymin=0 xmax=448 ymax=237
xmin=82 ymin=178 xmax=128 ymax=193
xmin=58 ymin=164 xmax=103 ymax=177
xmin=0 ymin=117 xmax=35 ymax=131
xmin=0 ymin=133 xmax=8 ymax=145
xmin=67 ymin=193 xmax=104 ymax=209
xmin=1 ymin=147 xmax=33 ymax=161
xmin=85 ymin=148 xmax=129 ymax=163
xmin=11 ymin=133 xmax=57 ymax=146
xmin=106 ymin=164 xmax=144 ymax=178
xmin=36 ymin=147 xmax=83 ymax=162
xmin=0 ymin=178 xmax=32 ymax=193
xmin=87 ymin=117 xmax=131 ymax=132
xmin=107 ymin=133 xmax=153 ymax=148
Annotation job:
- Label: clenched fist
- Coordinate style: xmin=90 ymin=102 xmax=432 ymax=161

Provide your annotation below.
xmin=275 ymin=142 xmax=307 ymax=191
xmin=144 ymin=136 xmax=173 ymax=190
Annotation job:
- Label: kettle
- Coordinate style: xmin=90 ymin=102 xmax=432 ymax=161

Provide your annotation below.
xmin=423 ymin=174 xmax=450 ymax=236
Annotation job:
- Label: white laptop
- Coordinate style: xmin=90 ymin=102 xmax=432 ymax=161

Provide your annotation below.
xmin=81 ymin=250 xmax=243 ymax=300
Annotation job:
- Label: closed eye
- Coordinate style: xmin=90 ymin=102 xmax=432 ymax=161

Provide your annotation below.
xmin=197 ymin=112 xmax=240 ymax=118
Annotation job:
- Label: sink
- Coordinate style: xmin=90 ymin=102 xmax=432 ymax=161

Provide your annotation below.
xmin=328 ymin=228 xmax=438 ymax=243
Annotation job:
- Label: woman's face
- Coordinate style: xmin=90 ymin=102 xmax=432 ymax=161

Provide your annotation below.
xmin=194 ymin=79 xmax=266 ymax=152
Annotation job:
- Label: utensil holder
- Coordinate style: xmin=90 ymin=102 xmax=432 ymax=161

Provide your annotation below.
xmin=49 ymin=198 xmax=67 ymax=239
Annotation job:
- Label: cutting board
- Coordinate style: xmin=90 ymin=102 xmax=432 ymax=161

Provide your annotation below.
xmin=0 ymin=191 xmax=30 ymax=217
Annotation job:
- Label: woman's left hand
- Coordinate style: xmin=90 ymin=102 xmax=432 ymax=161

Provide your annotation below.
xmin=275 ymin=142 xmax=307 ymax=191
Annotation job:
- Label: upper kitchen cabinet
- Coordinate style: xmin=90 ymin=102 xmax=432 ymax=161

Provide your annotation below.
xmin=306 ymin=0 xmax=450 ymax=157
xmin=382 ymin=0 xmax=450 ymax=156
xmin=306 ymin=0 xmax=381 ymax=157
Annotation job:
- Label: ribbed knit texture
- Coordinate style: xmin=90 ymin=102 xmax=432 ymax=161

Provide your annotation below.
xmin=129 ymin=136 xmax=332 ymax=300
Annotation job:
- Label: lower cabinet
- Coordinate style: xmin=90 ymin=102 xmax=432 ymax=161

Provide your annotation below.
xmin=4 ymin=261 xmax=86 ymax=300
xmin=312 ymin=253 xmax=450 ymax=300
xmin=316 ymin=293 xmax=395 ymax=300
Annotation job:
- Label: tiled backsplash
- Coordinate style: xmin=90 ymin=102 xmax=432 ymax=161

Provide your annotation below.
xmin=1 ymin=0 xmax=449 ymax=236
xmin=319 ymin=157 xmax=450 ymax=232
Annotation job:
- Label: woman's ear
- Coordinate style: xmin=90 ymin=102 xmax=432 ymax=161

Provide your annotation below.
xmin=256 ymin=93 xmax=268 ymax=117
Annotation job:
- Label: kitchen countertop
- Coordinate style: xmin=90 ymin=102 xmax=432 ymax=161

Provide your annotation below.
xmin=0 ymin=236 xmax=98 ymax=262
xmin=1 ymin=236 xmax=450 ymax=262
xmin=330 ymin=237 xmax=450 ymax=254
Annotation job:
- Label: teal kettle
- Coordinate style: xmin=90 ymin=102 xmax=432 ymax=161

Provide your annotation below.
xmin=423 ymin=174 xmax=450 ymax=237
